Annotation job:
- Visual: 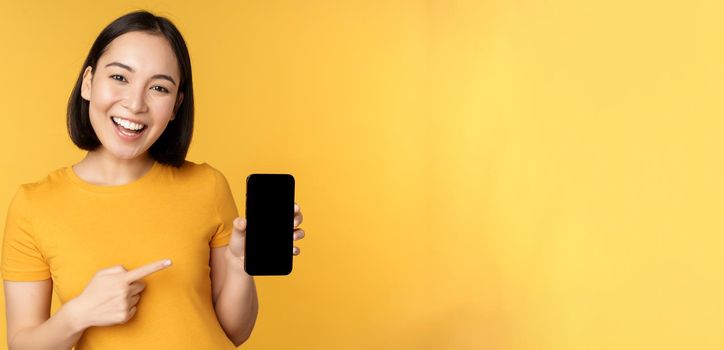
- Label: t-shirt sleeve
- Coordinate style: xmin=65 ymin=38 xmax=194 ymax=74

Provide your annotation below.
xmin=209 ymin=167 xmax=240 ymax=248
xmin=1 ymin=185 xmax=51 ymax=281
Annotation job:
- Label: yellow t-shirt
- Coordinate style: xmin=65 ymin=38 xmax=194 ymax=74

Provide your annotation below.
xmin=2 ymin=160 xmax=240 ymax=349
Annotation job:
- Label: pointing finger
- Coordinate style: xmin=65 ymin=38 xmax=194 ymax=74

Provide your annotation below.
xmin=125 ymin=259 xmax=172 ymax=282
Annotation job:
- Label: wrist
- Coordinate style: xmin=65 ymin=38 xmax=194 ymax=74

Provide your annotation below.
xmin=62 ymin=299 xmax=91 ymax=333
xmin=225 ymin=248 xmax=249 ymax=277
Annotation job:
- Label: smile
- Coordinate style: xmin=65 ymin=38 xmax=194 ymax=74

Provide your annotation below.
xmin=111 ymin=116 xmax=147 ymax=132
xmin=111 ymin=116 xmax=147 ymax=140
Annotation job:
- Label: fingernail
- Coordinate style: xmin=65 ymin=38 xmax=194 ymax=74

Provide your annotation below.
xmin=164 ymin=260 xmax=172 ymax=266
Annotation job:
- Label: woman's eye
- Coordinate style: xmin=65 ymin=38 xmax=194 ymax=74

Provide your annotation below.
xmin=110 ymin=74 xmax=126 ymax=82
xmin=151 ymin=86 xmax=170 ymax=93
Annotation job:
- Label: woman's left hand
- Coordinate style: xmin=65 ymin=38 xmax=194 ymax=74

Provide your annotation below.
xmin=227 ymin=202 xmax=305 ymax=260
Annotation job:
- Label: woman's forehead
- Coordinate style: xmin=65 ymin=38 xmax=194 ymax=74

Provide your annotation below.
xmin=99 ymin=31 xmax=180 ymax=78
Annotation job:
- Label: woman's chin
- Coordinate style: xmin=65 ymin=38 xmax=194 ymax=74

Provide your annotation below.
xmin=101 ymin=144 xmax=147 ymax=160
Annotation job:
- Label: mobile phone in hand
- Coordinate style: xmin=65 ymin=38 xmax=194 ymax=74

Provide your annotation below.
xmin=244 ymin=174 xmax=295 ymax=276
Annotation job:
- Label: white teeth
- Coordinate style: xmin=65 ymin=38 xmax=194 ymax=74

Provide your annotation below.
xmin=112 ymin=117 xmax=145 ymax=130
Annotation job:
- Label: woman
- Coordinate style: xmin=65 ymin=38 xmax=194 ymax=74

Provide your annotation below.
xmin=2 ymin=10 xmax=305 ymax=349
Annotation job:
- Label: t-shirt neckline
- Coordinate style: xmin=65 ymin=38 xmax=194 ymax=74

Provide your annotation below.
xmin=64 ymin=161 xmax=162 ymax=194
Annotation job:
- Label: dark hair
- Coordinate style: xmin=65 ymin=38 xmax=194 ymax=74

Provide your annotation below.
xmin=67 ymin=10 xmax=194 ymax=168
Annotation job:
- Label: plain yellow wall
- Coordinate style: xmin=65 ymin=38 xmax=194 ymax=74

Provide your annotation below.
xmin=1 ymin=0 xmax=723 ymax=349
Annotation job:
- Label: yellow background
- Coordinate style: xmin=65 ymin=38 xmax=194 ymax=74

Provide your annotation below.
xmin=1 ymin=0 xmax=723 ymax=349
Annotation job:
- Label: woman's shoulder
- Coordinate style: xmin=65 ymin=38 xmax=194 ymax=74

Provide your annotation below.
xmin=169 ymin=160 xmax=229 ymax=185
xmin=8 ymin=166 xmax=68 ymax=205
xmin=176 ymin=160 xmax=223 ymax=176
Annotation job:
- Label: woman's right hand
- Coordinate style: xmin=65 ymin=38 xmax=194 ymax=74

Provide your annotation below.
xmin=66 ymin=259 xmax=173 ymax=329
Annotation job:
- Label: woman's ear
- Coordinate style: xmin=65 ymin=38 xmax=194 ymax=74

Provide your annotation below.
xmin=80 ymin=66 xmax=93 ymax=101
xmin=172 ymin=92 xmax=184 ymax=120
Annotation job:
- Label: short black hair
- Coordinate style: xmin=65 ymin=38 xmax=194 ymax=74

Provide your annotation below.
xmin=67 ymin=10 xmax=194 ymax=168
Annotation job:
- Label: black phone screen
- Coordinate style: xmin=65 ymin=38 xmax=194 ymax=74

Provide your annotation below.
xmin=244 ymin=174 xmax=295 ymax=276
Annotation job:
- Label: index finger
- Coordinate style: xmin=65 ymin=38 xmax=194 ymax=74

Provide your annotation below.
xmin=125 ymin=259 xmax=172 ymax=282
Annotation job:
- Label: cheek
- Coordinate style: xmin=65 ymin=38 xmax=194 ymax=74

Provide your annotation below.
xmin=89 ymin=82 xmax=120 ymax=114
xmin=148 ymin=97 xmax=177 ymax=120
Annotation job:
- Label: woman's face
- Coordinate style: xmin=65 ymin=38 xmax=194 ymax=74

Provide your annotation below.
xmin=81 ymin=31 xmax=184 ymax=161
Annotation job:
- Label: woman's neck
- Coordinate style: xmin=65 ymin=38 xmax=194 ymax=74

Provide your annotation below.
xmin=72 ymin=150 xmax=155 ymax=186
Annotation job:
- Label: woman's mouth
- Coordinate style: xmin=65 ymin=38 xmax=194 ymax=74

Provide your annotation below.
xmin=111 ymin=116 xmax=147 ymax=140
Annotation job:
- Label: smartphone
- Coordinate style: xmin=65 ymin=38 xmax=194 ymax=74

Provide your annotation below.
xmin=244 ymin=174 xmax=295 ymax=276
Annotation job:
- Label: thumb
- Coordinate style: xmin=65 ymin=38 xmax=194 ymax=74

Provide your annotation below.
xmin=229 ymin=217 xmax=246 ymax=258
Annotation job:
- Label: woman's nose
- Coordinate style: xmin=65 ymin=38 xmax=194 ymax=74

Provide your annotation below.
xmin=122 ymin=84 xmax=148 ymax=114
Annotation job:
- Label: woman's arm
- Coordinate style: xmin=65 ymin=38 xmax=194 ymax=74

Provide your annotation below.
xmin=210 ymin=204 xmax=303 ymax=346
xmin=211 ymin=247 xmax=259 ymax=346
xmin=4 ymin=280 xmax=87 ymax=350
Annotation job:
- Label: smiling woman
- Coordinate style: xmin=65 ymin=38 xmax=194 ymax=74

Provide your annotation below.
xmin=1 ymin=10 xmax=262 ymax=350
xmin=76 ymin=31 xmax=184 ymax=159
xmin=67 ymin=14 xmax=193 ymax=171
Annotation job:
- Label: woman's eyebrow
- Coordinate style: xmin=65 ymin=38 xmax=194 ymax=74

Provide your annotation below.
xmin=151 ymin=74 xmax=176 ymax=86
xmin=104 ymin=61 xmax=177 ymax=86
xmin=105 ymin=61 xmax=134 ymax=72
